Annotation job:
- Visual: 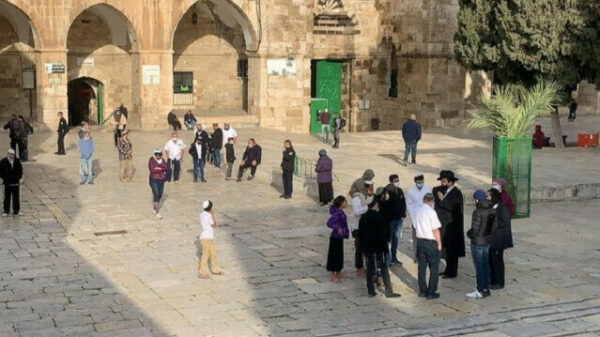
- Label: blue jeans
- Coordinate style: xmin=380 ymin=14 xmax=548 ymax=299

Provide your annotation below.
xmin=149 ymin=178 xmax=164 ymax=203
xmin=387 ymin=219 xmax=403 ymax=264
xmin=193 ymin=158 xmax=205 ymax=181
xmin=403 ymin=140 xmax=417 ymax=163
xmin=321 ymin=124 xmax=330 ymax=143
xmin=211 ymin=149 xmax=221 ymax=168
xmin=79 ymin=157 xmax=93 ymax=183
xmin=185 ymin=120 xmax=197 ymax=130
xmin=471 ymin=244 xmax=491 ymax=292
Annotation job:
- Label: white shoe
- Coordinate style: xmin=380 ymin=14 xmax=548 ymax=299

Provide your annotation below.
xmin=2 ymin=213 xmax=7 ymax=217
xmin=155 ymin=213 xmax=163 ymax=219
xmin=466 ymin=289 xmax=483 ymax=299
xmin=14 ymin=213 xmax=20 ymax=216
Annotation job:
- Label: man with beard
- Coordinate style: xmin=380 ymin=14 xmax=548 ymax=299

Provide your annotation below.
xmin=433 ymin=170 xmax=465 ymax=279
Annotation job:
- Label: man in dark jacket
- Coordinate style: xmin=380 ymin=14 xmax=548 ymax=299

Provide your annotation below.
xmin=382 ymin=174 xmax=407 ymax=265
xmin=237 ymin=139 xmax=261 ymax=182
xmin=359 ymin=198 xmax=400 ymax=298
xmin=210 ymin=123 xmax=223 ymax=169
xmin=4 ymin=115 xmax=25 ymax=161
xmin=280 ymin=140 xmax=296 ymax=199
xmin=56 ymin=111 xmax=68 ymax=155
xmin=466 ymin=190 xmax=494 ymax=299
xmin=401 ymin=114 xmax=421 ymax=165
xmin=434 ymin=170 xmax=465 ymax=279
xmin=189 ymin=137 xmax=208 ymax=182
xmin=0 ymin=149 xmax=23 ymax=216
xmin=16 ymin=116 xmax=30 ymax=162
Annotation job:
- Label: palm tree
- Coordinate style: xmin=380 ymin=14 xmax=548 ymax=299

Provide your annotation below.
xmin=467 ymin=81 xmax=562 ymax=138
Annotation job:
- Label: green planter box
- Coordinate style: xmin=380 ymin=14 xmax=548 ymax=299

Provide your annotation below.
xmin=492 ymin=136 xmax=532 ymax=218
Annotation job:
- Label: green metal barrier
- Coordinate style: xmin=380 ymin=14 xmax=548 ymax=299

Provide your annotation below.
xmin=492 ymin=136 xmax=532 ymax=218
xmin=294 ymin=156 xmax=316 ymax=179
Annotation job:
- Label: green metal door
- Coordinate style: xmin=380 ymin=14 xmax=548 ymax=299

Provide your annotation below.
xmin=310 ymin=98 xmax=328 ymax=134
xmin=97 ymin=82 xmax=104 ymax=125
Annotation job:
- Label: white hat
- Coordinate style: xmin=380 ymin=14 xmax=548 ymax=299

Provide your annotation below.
xmin=7 ymin=149 xmax=15 ymax=154
xmin=202 ymin=200 xmax=212 ymax=210
xmin=365 ymin=180 xmax=374 ymax=185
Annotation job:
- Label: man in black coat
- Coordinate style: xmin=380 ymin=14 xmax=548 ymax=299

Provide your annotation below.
xmin=188 ymin=137 xmax=208 ymax=182
xmin=434 ymin=170 xmax=465 ymax=279
xmin=56 ymin=111 xmax=68 ymax=155
xmin=4 ymin=115 xmax=24 ymax=159
xmin=383 ymin=174 xmax=407 ymax=265
xmin=0 ymin=149 xmax=23 ymax=216
xmin=280 ymin=140 xmax=295 ymax=199
xmin=237 ymin=138 xmax=262 ymax=182
xmin=359 ymin=197 xmax=400 ymax=298
xmin=210 ymin=123 xmax=223 ymax=169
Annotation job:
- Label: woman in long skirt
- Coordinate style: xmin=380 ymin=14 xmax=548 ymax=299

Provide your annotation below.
xmin=326 ymin=196 xmax=349 ymax=282
xmin=315 ymin=149 xmax=334 ymax=206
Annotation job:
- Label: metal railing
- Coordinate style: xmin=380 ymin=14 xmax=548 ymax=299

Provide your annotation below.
xmin=294 ymin=156 xmax=316 ymax=179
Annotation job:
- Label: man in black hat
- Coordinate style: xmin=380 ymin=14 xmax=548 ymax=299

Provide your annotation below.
xmin=433 ymin=170 xmax=465 ymax=279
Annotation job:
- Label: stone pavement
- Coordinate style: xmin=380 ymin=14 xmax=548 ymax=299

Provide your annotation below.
xmin=1 ymin=125 xmax=600 ymax=337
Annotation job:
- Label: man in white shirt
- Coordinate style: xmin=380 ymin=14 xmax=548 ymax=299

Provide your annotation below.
xmin=222 ymin=123 xmax=238 ymax=147
xmin=412 ymin=193 xmax=442 ymax=300
xmin=351 ymin=181 xmax=374 ymax=276
xmin=164 ymin=132 xmax=186 ymax=182
xmin=406 ymin=173 xmax=432 ymax=217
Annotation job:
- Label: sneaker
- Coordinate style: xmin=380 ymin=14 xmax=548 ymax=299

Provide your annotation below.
xmin=155 ymin=213 xmax=163 ymax=220
xmin=201 ymin=179 xmax=207 ymax=183
xmin=2 ymin=213 xmax=7 ymax=217
xmin=391 ymin=259 xmax=403 ymax=265
xmin=14 ymin=213 xmax=20 ymax=216
xmin=466 ymin=289 xmax=483 ymax=299
xmin=426 ymin=293 xmax=440 ymax=300
xmin=399 ymin=160 xmax=407 ymax=167
xmin=247 ymin=175 xmax=254 ymax=181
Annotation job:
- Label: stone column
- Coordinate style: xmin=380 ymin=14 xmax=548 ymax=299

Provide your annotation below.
xmin=137 ymin=50 xmax=174 ymax=129
xmin=246 ymin=52 xmax=266 ymax=118
xmin=35 ymin=49 xmax=68 ymax=125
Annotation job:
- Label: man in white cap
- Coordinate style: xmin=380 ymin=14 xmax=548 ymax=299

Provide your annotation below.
xmin=164 ymin=132 xmax=186 ymax=182
xmin=198 ymin=200 xmax=223 ymax=279
xmin=0 ymin=149 xmax=23 ymax=216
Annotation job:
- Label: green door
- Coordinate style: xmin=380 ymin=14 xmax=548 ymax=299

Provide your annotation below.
xmin=97 ymin=82 xmax=104 ymax=125
xmin=311 ymin=60 xmax=342 ymax=133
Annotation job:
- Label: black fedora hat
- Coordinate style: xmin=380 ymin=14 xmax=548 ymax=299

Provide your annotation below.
xmin=437 ymin=170 xmax=459 ymax=182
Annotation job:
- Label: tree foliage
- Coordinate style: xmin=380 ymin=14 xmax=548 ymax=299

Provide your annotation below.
xmin=454 ymin=0 xmax=585 ymax=90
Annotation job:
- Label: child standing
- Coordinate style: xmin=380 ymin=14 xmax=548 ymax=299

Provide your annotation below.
xmin=198 ymin=200 xmax=223 ymax=279
xmin=326 ymin=196 xmax=350 ymax=282
xmin=225 ymin=137 xmax=236 ymax=180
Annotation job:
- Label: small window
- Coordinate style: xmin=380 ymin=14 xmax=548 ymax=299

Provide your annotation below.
xmin=173 ymin=72 xmax=193 ymax=93
xmin=237 ymin=59 xmax=248 ymax=78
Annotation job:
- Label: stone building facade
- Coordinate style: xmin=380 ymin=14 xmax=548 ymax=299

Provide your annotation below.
xmin=0 ymin=0 xmax=490 ymax=133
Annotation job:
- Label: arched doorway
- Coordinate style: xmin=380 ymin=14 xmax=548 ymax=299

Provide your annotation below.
xmin=0 ymin=1 xmax=39 ymax=122
xmin=172 ymin=1 xmax=257 ymax=114
xmin=66 ymin=4 xmax=138 ymax=125
xmin=68 ymin=77 xmax=103 ymax=126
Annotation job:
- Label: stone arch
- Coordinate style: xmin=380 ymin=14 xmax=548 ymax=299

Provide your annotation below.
xmin=171 ymin=0 xmax=258 ymax=52
xmin=0 ymin=0 xmax=41 ymax=48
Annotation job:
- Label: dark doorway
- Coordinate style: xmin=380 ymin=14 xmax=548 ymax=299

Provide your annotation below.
xmin=68 ymin=78 xmax=102 ymax=126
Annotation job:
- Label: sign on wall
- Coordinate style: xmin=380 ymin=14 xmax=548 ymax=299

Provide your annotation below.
xmin=45 ymin=63 xmax=65 ymax=74
xmin=77 ymin=57 xmax=95 ymax=66
xmin=267 ymin=59 xmax=297 ymax=76
xmin=142 ymin=65 xmax=161 ymax=85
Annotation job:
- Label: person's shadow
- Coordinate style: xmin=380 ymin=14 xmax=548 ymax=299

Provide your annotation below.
xmin=92 ymin=159 xmax=102 ymax=180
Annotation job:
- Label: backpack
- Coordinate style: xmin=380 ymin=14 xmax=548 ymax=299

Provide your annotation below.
xmin=340 ymin=118 xmax=347 ymax=128
xmin=25 ymin=122 xmax=34 ymax=135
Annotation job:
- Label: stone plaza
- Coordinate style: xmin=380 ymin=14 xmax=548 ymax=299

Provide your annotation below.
xmin=0 ymin=120 xmax=599 ymax=337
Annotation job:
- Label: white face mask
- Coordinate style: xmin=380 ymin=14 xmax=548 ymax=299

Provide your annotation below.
xmin=172 ymin=138 xmax=177 ymax=142
xmin=492 ymin=184 xmax=501 ymax=192
xmin=393 ymin=182 xmax=400 ymax=188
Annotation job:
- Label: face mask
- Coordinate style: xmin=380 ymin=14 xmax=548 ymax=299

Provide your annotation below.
xmin=84 ymin=137 xmax=90 ymax=140
xmin=492 ymin=184 xmax=501 ymax=192
xmin=393 ymin=182 xmax=400 ymax=188
xmin=172 ymin=138 xmax=177 ymax=142
xmin=416 ymin=183 xmax=424 ymax=189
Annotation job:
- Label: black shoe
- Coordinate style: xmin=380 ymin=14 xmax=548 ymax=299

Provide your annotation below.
xmin=385 ymin=293 xmax=401 ymax=298
xmin=438 ymin=271 xmax=446 ymax=276
xmin=442 ymin=275 xmax=457 ymax=279
xmin=418 ymin=292 xmax=428 ymax=298
xmin=391 ymin=259 xmax=402 ymax=265
xmin=426 ymin=293 xmax=440 ymax=300
xmin=284 ymin=195 xmax=291 ymax=199
xmin=193 ymin=179 xmax=198 ymax=183
xmin=490 ymin=284 xmax=504 ymax=290
xmin=481 ymin=289 xmax=491 ymax=297
xmin=368 ymin=292 xmax=377 ymax=298
xmin=279 ymin=194 xmax=286 ymax=198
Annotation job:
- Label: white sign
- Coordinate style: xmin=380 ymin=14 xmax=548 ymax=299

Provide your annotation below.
xmin=45 ymin=63 xmax=65 ymax=74
xmin=142 ymin=65 xmax=161 ymax=85
xmin=267 ymin=59 xmax=297 ymax=76
xmin=77 ymin=57 xmax=95 ymax=66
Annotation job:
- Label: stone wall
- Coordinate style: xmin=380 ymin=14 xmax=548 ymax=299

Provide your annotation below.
xmin=0 ymin=15 xmax=36 ymax=122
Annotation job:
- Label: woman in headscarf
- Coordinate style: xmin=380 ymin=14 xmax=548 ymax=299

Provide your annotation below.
xmin=315 ymin=149 xmax=334 ymax=206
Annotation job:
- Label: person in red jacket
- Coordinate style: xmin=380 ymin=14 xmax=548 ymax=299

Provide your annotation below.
xmin=148 ymin=149 xmax=168 ymax=219
xmin=532 ymin=125 xmax=545 ymax=149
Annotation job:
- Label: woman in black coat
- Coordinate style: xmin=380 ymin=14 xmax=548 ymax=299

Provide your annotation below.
xmin=489 ymin=189 xmax=514 ymax=289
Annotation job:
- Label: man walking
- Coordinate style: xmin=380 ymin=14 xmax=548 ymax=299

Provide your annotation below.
xmin=189 ymin=137 xmax=207 ymax=183
xmin=434 ymin=170 xmax=465 ymax=279
xmin=78 ymin=131 xmax=94 ymax=185
xmin=319 ymin=108 xmax=331 ymax=144
xmin=117 ymin=130 xmax=134 ymax=183
xmin=0 ymin=149 xmax=23 ymax=216
xmin=383 ymin=174 xmax=407 ymax=265
xmin=401 ymin=114 xmax=421 ymax=166
xmin=4 ymin=115 xmax=25 ymax=160
xmin=210 ymin=123 xmax=223 ymax=169
xmin=56 ymin=112 xmax=68 ymax=155
xmin=332 ymin=114 xmax=343 ymax=148
xmin=280 ymin=140 xmax=295 ymax=199
xmin=237 ymin=139 xmax=261 ymax=182
xmin=164 ymin=132 xmax=186 ymax=182
xmin=413 ymin=193 xmax=442 ymax=299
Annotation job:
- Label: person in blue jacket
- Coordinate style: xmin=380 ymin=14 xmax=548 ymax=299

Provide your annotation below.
xmin=401 ymin=113 xmax=422 ymax=166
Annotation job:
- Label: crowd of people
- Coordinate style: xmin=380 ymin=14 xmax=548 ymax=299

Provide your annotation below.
xmin=325 ymin=169 xmax=514 ymax=300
